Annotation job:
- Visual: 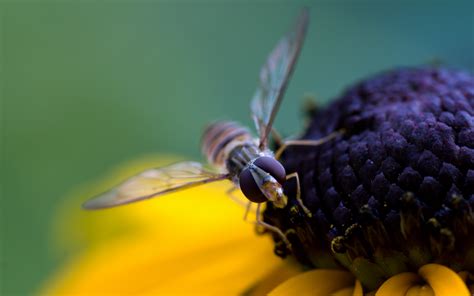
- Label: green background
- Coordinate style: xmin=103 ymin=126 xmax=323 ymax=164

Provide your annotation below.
xmin=1 ymin=1 xmax=473 ymax=295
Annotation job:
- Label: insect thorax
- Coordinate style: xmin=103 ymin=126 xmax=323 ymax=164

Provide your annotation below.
xmin=225 ymin=143 xmax=262 ymax=179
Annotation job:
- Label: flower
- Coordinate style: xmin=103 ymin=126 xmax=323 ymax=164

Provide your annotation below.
xmin=40 ymin=67 xmax=474 ymax=295
xmin=266 ymin=67 xmax=474 ymax=290
xmin=40 ymin=156 xmax=472 ymax=295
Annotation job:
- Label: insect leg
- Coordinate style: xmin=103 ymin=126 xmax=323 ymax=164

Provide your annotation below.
xmin=274 ymin=129 xmax=345 ymax=159
xmin=227 ymin=188 xmax=257 ymax=220
xmin=286 ymin=172 xmax=311 ymax=217
xmin=255 ymin=203 xmax=292 ymax=251
xmin=243 ymin=201 xmax=252 ymax=221
xmin=226 ymin=186 xmax=248 ymax=207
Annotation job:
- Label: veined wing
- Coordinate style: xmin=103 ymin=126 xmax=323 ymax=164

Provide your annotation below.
xmin=82 ymin=161 xmax=229 ymax=210
xmin=251 ymin=8 xmax=309 ymax=149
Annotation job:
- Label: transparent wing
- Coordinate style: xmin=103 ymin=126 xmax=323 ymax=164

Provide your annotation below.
xmin=82 ymin=161 xmax=229 ymax=210
xmin=251 ymin=8 xmax=309 ymax=149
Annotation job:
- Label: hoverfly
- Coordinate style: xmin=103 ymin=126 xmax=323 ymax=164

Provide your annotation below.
xmin=83 ymin=9 xmax=339 ymax=249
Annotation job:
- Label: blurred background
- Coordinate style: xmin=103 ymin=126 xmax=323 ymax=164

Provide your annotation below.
xmin=1 ymin=0 xmax=473 ymax=294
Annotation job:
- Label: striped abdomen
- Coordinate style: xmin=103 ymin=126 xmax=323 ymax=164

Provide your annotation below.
xmin=201 ymin=121 xmax=253 ymax=169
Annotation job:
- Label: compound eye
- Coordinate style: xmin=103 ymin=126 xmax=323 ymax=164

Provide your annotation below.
xmin=239 ymin=168 xmax=267 ymax=203
xmin=254 ymin=156 xmax=286 ymax=184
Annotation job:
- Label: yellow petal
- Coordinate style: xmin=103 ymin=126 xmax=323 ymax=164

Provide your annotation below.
xmin=404 ymin=285 xmax=434 ymax=296
xmin=41 ymin=232 xmax=281 ymax=295
xmin=352 ymin=280 xmax=363 ymax=296
xmin=54 ymin=156 xmax=255 ymax=253
xmin=243 ymin=259 xmax=304 ymax=296
xmin=268 ymin=269 xmax=354 ymax=296
xmin=52 ymin=155 xmax=184 ymax=251
xmin=418 ymin=264 xmax=470 ymax=296
xmin=41 ymin=156 xmax=285 ymax=295
xmin=331 ymin=280 xmax=363 ymax=296
xmin=331 ymin=287 xmax=354 ymax=296
xmin=375 ymin=272 xmax=420 ymax=296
